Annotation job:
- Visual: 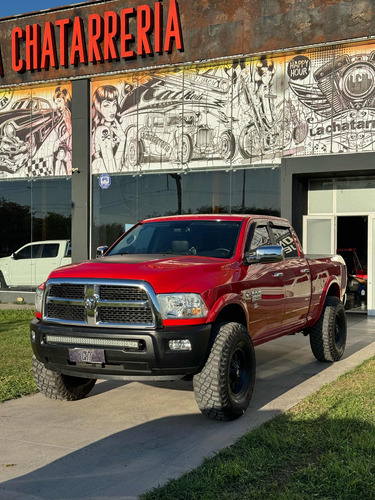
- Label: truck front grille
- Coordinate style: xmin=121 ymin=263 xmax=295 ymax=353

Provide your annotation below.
xmin=49 ymin=284 xmax=85 ymax=299
xmin=43 ymin=279 xmax=161 ymax=329
xmin=99 ymin=306 xmax=153 ymax=324
xmin=48 ymin=303 xmax=86 ymax=322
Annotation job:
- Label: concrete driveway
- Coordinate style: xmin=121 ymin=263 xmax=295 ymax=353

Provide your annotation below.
xmin=1 ymin=314 xmax=375 ymax=500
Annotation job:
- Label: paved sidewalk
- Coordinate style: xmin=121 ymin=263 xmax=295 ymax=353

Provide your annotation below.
xmin=0 ymin=304 xmax=34 ymax=310
xmin=0 ymin=314 xmax=374 ymax=500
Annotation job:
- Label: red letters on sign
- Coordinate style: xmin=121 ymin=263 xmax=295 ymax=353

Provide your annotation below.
xmin=154 ymin=2 xmax=163 ymax=54
xmin=41 ymin=22 xmax=58 ymax=70
xmin=121 ymin=8 xmax=136 ymax=59
xmin=137 ymin=5 xmax=153 ymax=56
xmin=88 ymin=14 xmax=104 ymax=63
xmin=9 ymin=1 xmax=184 ymax=75
xmin=12 ymin=27 xmax=26 ymax=72
xmin=55 ymin=18 xmax=72 ymax=68
xmin=164 ymin=0 xmax=183 ymax=53
xmin=70 ymin=16 xmax=87 ymax=66
xmin=104 ymin=11 xmax=120 ymax=61
xmin=26 ymin=24 xmax=41 ymax=71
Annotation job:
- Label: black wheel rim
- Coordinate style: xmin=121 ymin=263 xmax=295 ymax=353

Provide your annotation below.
xmin=228 ymin=347 xmax=250 ymax=396
xmin=334 ymin=311 xmax=346 ymax=350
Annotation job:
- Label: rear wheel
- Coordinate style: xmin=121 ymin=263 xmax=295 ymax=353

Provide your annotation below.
xmin=308 ymin=296 xmax=347 ymax=362
xmin=32 ymin=356 xmax=96 ymax=401
xmin=193 ymin=322 xmax=256 ymax=421
xmin=0 ymin=272 xmax=7 ymax=289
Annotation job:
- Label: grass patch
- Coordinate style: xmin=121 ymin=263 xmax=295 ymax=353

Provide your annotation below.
xmin=142 ymin=357 xmax=375 ymax=500
xmin=0 ymin=309 xmax=37 ymax=403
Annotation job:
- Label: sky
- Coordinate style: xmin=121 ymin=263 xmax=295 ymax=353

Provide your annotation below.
xmin=0 ymin=0 xmax=87 ymax=18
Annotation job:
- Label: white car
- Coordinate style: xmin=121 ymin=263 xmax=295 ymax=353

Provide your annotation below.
xmin=0 ymin=240 xmax=71 ymax=288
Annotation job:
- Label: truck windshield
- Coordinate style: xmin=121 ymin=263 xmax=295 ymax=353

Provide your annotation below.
xmin=108 ymin=220 xmax=242 ymax=259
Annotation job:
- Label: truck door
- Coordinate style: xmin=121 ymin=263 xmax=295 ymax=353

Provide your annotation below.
xmin=269 ymin=224 xmax=311 ymax=330
xmin=34 ymin=243 xmax=61 ymax=286
xmin=242 ymin=221 xmax=285 ymax=341
xmin=8 ymin=243 xmax=41 ymax=287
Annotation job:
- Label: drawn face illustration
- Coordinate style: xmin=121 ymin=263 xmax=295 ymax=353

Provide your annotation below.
xmin=100 ymin=99 xmax=117 ymax=122
xmin=54 ymin=97 xmax=66 ymax=112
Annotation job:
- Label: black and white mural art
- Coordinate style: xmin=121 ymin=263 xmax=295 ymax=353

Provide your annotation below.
xmin=1 ymin=43 xmax=373 ymax=179
xmin=92 ymin=42 xmax=375 ymax=175
xmin=0 ymin=84 xmax=72 ymax=179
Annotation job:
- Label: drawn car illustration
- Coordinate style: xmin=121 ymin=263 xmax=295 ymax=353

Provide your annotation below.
xmin=122 ymin=106 xmax=236 ymax=169
xmin=0 ymin=97 xmax=58 ymax=173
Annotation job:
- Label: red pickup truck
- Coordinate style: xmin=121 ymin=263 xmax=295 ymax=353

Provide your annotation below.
xmin=31 ymin=215 xmax=347 ymax=420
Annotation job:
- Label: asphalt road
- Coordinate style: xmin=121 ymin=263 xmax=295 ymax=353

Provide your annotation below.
xmin=1 ymin=314 xmax=375 ymax=500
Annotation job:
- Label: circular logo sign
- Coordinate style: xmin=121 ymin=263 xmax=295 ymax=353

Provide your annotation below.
xmin=99 ymin=173 xmax=111 ymax=189
xmin=287 ymin=55 xmax=311 ymax=81
xmin=341 ymin=62 xmax=375 ymax=100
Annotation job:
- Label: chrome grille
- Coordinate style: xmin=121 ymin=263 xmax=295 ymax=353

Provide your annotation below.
xmin=99 ymin=285 xmax=148 ymax=302
xmin=49 ymin=284 xmax=85 ymax=299
xmin=43 ymin=279 xmax=161 ymax=329
xmin=48 ymin=303 xmax=86 ymax=322
xmin=99 ymin=307 xmax=153 ymax=324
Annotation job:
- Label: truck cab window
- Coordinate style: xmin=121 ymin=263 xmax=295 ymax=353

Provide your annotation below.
xmin=16 ymin=244 xmax=42 ymax=259
xmin=245 ymin=224 xmax=271 ymax=253
xmin=41 ymin=244 xmax=59 ymax=258
xmin=271 ymin=226 xmax=299 ymax=258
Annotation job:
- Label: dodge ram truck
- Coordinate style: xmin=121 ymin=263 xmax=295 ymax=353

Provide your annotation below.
xmin=30 ymin=215 xmax=347 ymax=420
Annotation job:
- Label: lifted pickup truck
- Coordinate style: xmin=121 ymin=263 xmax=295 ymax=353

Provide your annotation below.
xmin=31 ymin=215 xmax=347 ymax=420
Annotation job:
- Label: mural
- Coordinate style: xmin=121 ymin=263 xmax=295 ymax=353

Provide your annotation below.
xmin=92 ymin=42 xmax=375 ymax=175
xmin=1 ymin=43 xmax=374 ymax=179
xmin=0 ymin=84 xmax=72 ymax=179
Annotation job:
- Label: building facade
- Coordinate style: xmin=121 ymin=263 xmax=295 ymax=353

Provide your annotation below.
xmin=0 ymin=0 xmax=374 ymax=313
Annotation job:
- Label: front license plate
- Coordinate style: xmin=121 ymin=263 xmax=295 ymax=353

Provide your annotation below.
xmin=69 ymin=348 xmax=105 ymax=364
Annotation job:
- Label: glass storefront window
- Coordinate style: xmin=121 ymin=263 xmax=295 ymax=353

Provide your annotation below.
xmin=0 ymin=178 xmax=71 ymax=290
xmin=336 ymin=178 xmax=375 ymax=213
xmin=92 ymin=167 xmax=281 ymax=249
xmin=309 ymin=179 xmax=334 ymax=214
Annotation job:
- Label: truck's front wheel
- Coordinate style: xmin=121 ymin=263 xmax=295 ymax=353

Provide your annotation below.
xmin=193 ymin=322 xmax=256 ymax=421
xmin=308 ymin=296 xmax=347 ymax=362
xmin=32 ymin=356 xmax=96 ymax=401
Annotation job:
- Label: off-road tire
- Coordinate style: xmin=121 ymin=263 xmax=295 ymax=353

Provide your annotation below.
xmin=32 ymin=356 xmax=96 ymax=401
xmin=0 ymin=272 xmax=7 ymax=289
xmin=308 ymin=296 xmax=347 ymax=362
xmin=193 ymin=322 xmax=256 ymax=421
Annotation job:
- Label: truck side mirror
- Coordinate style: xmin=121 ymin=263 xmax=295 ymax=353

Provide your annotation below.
xmin=244 ymin=245 xmax=284 ymax=265
xmin=11 ymin=253 xmax=18 ymax=260
xmin=97 ymin=246 xmax=109 ymax=258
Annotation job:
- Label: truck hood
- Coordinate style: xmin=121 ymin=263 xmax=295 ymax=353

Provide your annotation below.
xmin=48 ymin=254 xmax=237 ymax=294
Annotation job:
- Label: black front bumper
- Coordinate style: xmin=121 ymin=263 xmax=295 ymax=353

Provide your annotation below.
xmin=30 ymin=319 xmax=211 ymax=381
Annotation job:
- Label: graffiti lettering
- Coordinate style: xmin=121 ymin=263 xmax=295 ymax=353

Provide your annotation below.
xmin=310 ymin=118 xmax=375 ymax=136
xmin=142 ymin=80 xmax=204 ymax=103
xmin=141 ymin=131 xmax=172 ymax=153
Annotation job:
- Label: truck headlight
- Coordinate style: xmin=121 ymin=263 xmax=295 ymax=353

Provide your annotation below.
xmin=35 ymin=282 xmax=46 ymax=315
xmin=157 ymin=293 xmax=208 ymax=319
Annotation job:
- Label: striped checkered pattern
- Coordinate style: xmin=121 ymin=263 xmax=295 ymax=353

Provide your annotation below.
xmin=28 ymin=155 xmax=54 ymax=177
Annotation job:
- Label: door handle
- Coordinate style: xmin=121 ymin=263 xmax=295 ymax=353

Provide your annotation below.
xmin=301 ymin=268 xmax=310 ymax=274
xmin=273 ymin=272 xmax=284 ymax=278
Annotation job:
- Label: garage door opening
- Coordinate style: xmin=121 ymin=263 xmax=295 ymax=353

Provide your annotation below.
xmin=337 ymin=216 xmax=368 ymax=313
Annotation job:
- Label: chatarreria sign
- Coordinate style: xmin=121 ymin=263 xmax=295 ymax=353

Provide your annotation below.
xmin=0 ymin=0 xmax=183 ymax=77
